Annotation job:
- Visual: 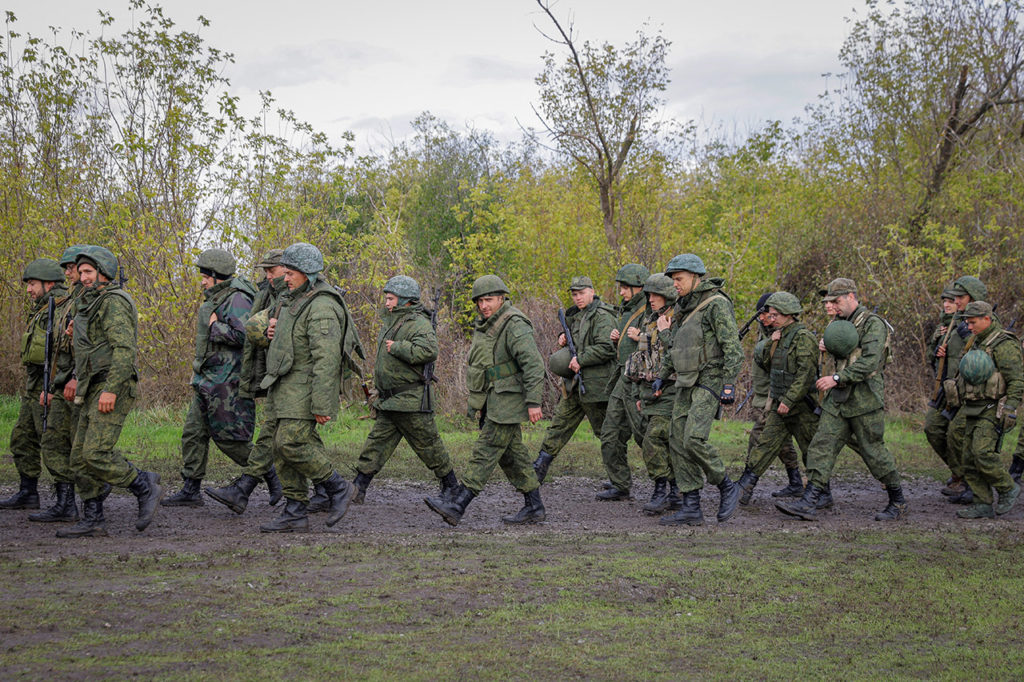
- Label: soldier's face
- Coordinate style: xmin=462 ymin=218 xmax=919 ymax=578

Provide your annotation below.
xmin=265 ymin=265 xmax=285 ymax=280
xmin=476 ymin=294 xmax=503 ymax=319
xmin=954 ymin=294 xmax=971 ymax=311
xmin=834 ymin=293 xmax=858 ymax=317
xmin=200 ymin=273 xmax=216 ymax=290
xmin=966 ymin=316 xmax=991 ymax=334
xmin=770 ymin=309 xmax=794 ymax=328
xmin=77 ymin=263 xmax=104 ymax=288
xmin=25 ymin=279 xmax=45 ymax=301
xmin=284 ymin=268 xmax=308 ymax=290
xmin=64 ymin=262 xmax=79 ymax=284
xmin=758 ymin=310 xmax=772 ymax=326
xmin=823 ymin=300 xmax=839 ymax=317
xmin=570 ymin=287 xmax=594 ymax=309
xmin=670 ymin=271 xmax=698 ymax=297
xmin=648 ymin=293 xmax=667 ymax=310
xmin=941 ymin=298 xmax=957 ymax=314
xmin=617 ymin=284 xmax=634 ymax=301
xmin=384 ymin=293 xmax=399 ymax=311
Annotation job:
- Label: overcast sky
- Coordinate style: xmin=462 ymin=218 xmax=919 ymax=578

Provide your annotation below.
xmin=5 ymin=0 xmax=863 ymax=151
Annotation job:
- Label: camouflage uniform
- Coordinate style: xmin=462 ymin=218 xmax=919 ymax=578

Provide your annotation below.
xmin=538 ymin=292 xmax=617 ymax=460
xmin=39 ymin=280 xmax=85 ymax=486
xmin=747 ymin=322 xmax=800 ymax=480
xmin=354 ymin=301 xmax=453 ymax=482
xmin=597 ymin=288 xmax=649 ymax=495
xmin=240 ymin=273 xmax=286 ymax=482
xmin=178 ymin=277 xmax=258 ymax=480
xmin=924 ymin=304 xmax=970 ymax=484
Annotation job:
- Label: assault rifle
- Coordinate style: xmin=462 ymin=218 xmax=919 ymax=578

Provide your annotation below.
xmin=41 ymin=295 xmax=55 ymax=432
xmin=738 ymin=304 xmax=767 ymax=341
xmin=420 ymin=288 xmax=442 ymax=412
xmin=929 ymin=313 xmax=961 ymax=409
xmin=558 ymin=307 xmax=585 ymax=395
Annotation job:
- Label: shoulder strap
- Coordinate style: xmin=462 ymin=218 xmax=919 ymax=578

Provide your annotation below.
xmin=678 ymin=293 xmax=725 ymax=327
xmin=616 ymin=306 xmax=646 ymax=346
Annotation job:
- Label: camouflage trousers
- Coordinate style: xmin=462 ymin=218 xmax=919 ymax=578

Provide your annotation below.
xmin=746 ymin=404 xmax=818 ymax=477
xmin=670 ymin=385 xmax=728 ymax=493
xmin=240 ymin=407 xmax=276 ymax=479
xmin=961 ymin=408 xmax=1016 ymax=505
xmin=746 ymin=405 xmax=800 ymax=473
xmin=924 ymin=406 xmax=962 ymax=477
xmin=539 ymin=391 xmax=607 ymax=457
xmin=805 ymin=408 xmax=900 ymax=489
xmin=179 ymin=387 xmax=255 ymax=480
xmin=8 ymin=391 xmax=43 ymax=479
xmin=40 ymin=393 xmax=82 ymax=484
xmin=268 ymin=418 xmax=334 ymax=503
xmin=598 ymin=384 xmax=646 ymax=492
xmin=356 ymin=410 xmax=452 ymax=479
xmin=72 ymin=385 xmax=137 ymax=500
xmin=1016 ymin=421 xmax=1024 ymax=461
xmin=639 ymin=414 xmax=673 ymax=481
xmin=461 ymin=420 xmax=539 ymax=495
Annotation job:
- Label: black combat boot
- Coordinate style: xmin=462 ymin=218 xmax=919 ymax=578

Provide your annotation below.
xmin=205 ymin=474 xmax=260 ymax=515
xmin=352 ymin=471 xmax=374 ymax=504
xmin=259 ymin=498 xmax=309 ymax=532
xmin=659 ymin=490 xmax=703 ymax=526
xmin=533 ymin=450 xmax=555 ymax=484
xmin=160 ymin=476 xmax=203 ymax=507
xmin=771 ymin=467 xmax=804 ymax=498
xmin=128 ymin=471 xmax=164 ymax=531
xmin=949 ymin=487 xmax=974 ymax=505
xmin=816 ymin=481 xmax=834 ymax=509
xmin=667 ymin=481 xmax=682 ymax=510
xmin=602 ymin=480 xmax=615 ymax=490
xmin=717 ymin=476 xmax=740 ymax=522
xmin=1009 ymin=456 xmax=1024 ymax=484
xmin=307 ymin=483 xmax=329 ymax=513
xmin=941 ymin=475 xmax=966 ymax=497
xmin=264 ymin=466 xmax=283 ymax=506
xmin=736 ymin=469 xmax=759 ymax=506
xmin=874 ymin=485 xmax=907 ymax=521
xmin=642 ymin=478 xmax=670 ymax=515
xmin=319 ymin=472 xmax=353 ymax=527
xmin=0 ymin=475 xmax=39 ymax=509
xmin=503 ymin=489 xmax=546 ymax=524
xmin=995 ymin=482 xmax=1021 ymax=516
xmin=28 ymin=482 xmax=79 ymax=522
xmin=425 ymin=484 xmax=475 ymax=527
xmin=775 ymin=483 xmax=822 ymax=521
xmin=596 ymin=485 xmax=630 ymax=501
xmin=438 ymin=470 xmax=459 ymax=500
xmin=56 ymin=497 xmax=108 ymax=538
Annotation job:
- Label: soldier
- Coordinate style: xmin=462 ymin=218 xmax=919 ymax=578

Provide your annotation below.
xmin=348 ymin=275 xmax=457 ymax=503
xmin=1 ymin=259 xmax=67 ymax=511
xmin=205 ymin=249 xmax=287 ymax=514
xmin=626 ymin=274 xmax=680 ymax=514
xmin=532 ymin=276 xmax=616 ymax=486
xmin=256 ymin=242 xmax=355 ymax=533
xmin=950 ymin=301 xmax=1021 ymax=518
xmin=923 ymin=285 xmax=967 ymax=497
xmin=30 ymin=246 xmax=89 ymax=522
xmin=595 ymin=264 xmax=650 ymax=500
xmin=743 ymin=293 xmax=802 ymax=500
xmin=161 ymin=249 xmax=265 ymax=509
xmin=776 ymin=278 xmax=906 ymax=522
xmin=655 ymin=254 xmax=744 ymax=526
xmin=736 ymin=292 xmax=819 ymax=505
xmin=57 ymin=246 xmax=164 ymax=537
xmin=424 ymin=275 xmax=546 ymax=526
xmin=940 ymin=275 xmax=990 ymax=505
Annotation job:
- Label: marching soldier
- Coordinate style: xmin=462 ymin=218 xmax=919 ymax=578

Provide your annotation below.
xmin=533 ymin=276 xmax=616 ymax=485
xmin=425 ymin=275 xmax=546 ymax=526
xmin=923 ymin=286 xmax=962 ymax=495
xmin=776 ymin=278 xmax=906 ymax=522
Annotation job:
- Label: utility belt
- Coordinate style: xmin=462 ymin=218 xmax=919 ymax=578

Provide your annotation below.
xmin=378 ymin=381 xmax=424 ymax=401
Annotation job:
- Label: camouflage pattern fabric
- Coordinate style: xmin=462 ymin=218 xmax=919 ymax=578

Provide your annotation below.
xmin=461 ymin=420 xmax=539 ymax=495
xmin=539 ymin=392 xmax=607 ymax=456
xmin=179 ymin=389 xmax=254 ymax=479
xmin=72 ymin=383 xmax=138 ymax=500
xmin=669 ymin=385 xmax=729 ymax=491
xmin=39 ymin=394 xmax=81 ymax=483
xmin=240 ymin=411 xmax=276 ymax=479
xmin=355 ymin=410 xmax=453 ymax=478
xmin=598 ymin=389 xmax=644 ymax=492
xmin=746 ymin=404 xmax=818 ymax=477
xmin=746 ymin=406 xmax=801 ymax=472
xmin=804 ymin=408 xmax=900 ymax=489
xmin=9 ymin=391 xmax=43 ymax=479
xmin=639 ymin=413 xmax=673 ymax=481
xmin=962 ymin=410 xmax=1016 ymax=505
xmin=269 ymin=417 xmax=333 ymax=503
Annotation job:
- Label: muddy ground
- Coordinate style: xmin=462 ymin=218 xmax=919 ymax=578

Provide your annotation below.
xmin=1 ymin=472 xmax=1020 ymax=557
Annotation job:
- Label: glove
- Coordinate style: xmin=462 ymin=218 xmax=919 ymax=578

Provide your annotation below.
xmin=956 ymin=321 xmax=971 ymax=339
xmin=651 ymin=378 xmax=664 ymax=395
xmin=720 ymin=384 xmax=736 ymax=405
xmin=1002 ymin=410 xmax=1017 ymax=433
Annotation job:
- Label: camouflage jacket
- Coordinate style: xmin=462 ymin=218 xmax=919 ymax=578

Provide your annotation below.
xmin=72 ymin=282 xmax=138 ymax=399
xmin=823 ymin=304 xmax=888 ymax=418
xmin=51 ymin=282 xmax=84 ymax=391
xmin=609 ymin=291 xmax=649 ymax=399
xmin=240 ymin=275 xmax=286 ymax=398
xmin=757 ymin=320 xmax=819 ymax=411
xmin=192 ymin=277 xmax=256 ymax=393
xmin=633 ymin=306 xmax=677 ymax=417
xmin=660 ymin=277 xmax=743 ymax=393
xmin=20 ymin=284 xmax=68 ymax=395
xmin=373 ymin=302 xmax=436 ymax=413
xmin=958 ymin=321 xmax=1023 ymax=414
xmin=750 ymin=322 xmax=772 ymax=408
xmin=563 ymin=297 xmax=617 ymax=403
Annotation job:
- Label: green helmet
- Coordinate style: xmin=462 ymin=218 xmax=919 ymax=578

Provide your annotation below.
xmin=823 ymin=320 xmax=859 ymax=358
xmin=22 ymin=258 xmax=64 ymax=282
xmin=245 ymin=309 xmax=271 ymax=349
xmin=76 ymin=246 xmax=118 ymax=280
xmin=642 ymin=273 xmax=677 ymax=303
xmin=664 ymin=253 xmax=706 ymax=275
xmin=383 ymin=275 xmax=421 ymax=300
xmin=959 ymin=349 xmax=995 ymax=386
xmin=59 ymin=245 xmax=89 ymax=267
xmin=280 ymin=242 xmax=324 ymax=275
xmin=952 ymin=275 xmax=987 ymax=302
xmin=548 ymin=346 xmax=575 ymax=379
xmin=615 ymin=263 xmax=651 ymax=287
xmin=766 ymin=291 xmax=802 ymax=316
xmin=471 ymin=275 xmax=509 ymax=300
xmin=196 ymin=248 xmax=236 ymax=278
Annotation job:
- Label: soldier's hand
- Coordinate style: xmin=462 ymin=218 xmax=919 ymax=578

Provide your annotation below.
xmin=568 ymin=356 xmax=581 ymax=373
xmin=636 ymin=400 xmax=643 ymax=412
xmin=936 ymin=344 xmax=947 ymax=358
xmin=38 ymin=391 xmax=49 ymax=407
xmin=816 ymin=375 xmax=838 ymax=392
xmin=267 ymin=318 xmax=277 ymax=340
xmin=770 ymin=330 xmax=782 ymax=342
xmin=610 ymin=328 xmax=620 ymax=341
xmin=1003 ymin=410 xmax=1017 ymax=433
xmin=777 ymin=402 xmax=790 ymax=416
xmin=528 ymin=406 xmax=543 ymax=424
xmin=818 ymin=338 xmax=827 ymax=352
xmin=209 ymin=312 xmax=218 ymax=326
xmin=314 ymin=414 xmax=331 ymax=425
xmin=626 ymin=326 xmax=642 ymax=341
xmin=656 ymin=315 xmax=671 ymax=331
xmin=98 ymin=391 xmax=117 ymax=413
xmin=385 ymin=339 xmax=394 ymax=352
xmin=63 ymin=379 xmax=77 ymax=402
xmin=64 ymin=319 xmax=74 ymax=337
xmin=557 ymin=333 xmax=567 ymax=347
xmin=651 ymin=378 xmax=664 ymax=397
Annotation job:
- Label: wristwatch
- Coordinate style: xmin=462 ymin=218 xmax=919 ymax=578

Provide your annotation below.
xmin=832 ymin=374 xmax=841 ymax=383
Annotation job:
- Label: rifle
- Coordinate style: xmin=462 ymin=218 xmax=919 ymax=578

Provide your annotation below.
xmin=41 ymin=295 xmax=55 ymax=432
xmin=929 ymin=314 xmax=961 ymax=407
xmin=558 ymin=307 xmax=585 ymax=395
xmin=420 ymin=288 xmax=442 ymax=412
xmin=737 ymin=306 xmax=766 ymax=341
